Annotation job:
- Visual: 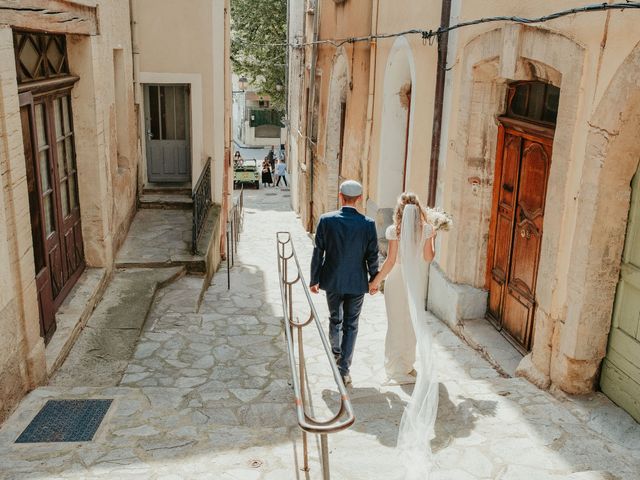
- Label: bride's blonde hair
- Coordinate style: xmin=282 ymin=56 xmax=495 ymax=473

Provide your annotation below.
xmin=394 ymin=192 xmax=427 ymax=237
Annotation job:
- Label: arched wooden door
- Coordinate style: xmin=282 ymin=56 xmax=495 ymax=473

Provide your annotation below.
xmin=486 ymin=122 xmax=552 ymax=351
xmin=486 ymin=81 xmax=559 ymax=352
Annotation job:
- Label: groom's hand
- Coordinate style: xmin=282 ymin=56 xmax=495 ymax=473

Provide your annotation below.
xmin=369 ymin=282 xmax=379 ymax=295
xmin=310 ymin=284 xmax=320 ymax=294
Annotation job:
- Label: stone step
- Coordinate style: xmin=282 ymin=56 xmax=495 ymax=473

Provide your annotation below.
xmin=138 ymin=193 xmax=193 ymax=210
xmin=142 ymin=186 xmax=192 ymax=196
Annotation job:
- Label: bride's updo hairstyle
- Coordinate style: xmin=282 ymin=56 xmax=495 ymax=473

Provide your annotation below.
xmin=394 ymin=192 xmax=426 ymax=237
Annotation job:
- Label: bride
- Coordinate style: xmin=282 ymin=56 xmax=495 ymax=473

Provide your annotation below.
xmin=369 ymin=192 xmax=444 ymax=478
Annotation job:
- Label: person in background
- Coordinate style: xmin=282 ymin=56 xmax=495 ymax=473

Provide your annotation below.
xmin=262 ymin=158 xmax=273 ymax=188
xmin=275 ymin=159 xmax=288 ymax=187
xmin=267 ymin=145 xmax=276 ymax=172
xmin=233 ymin=151 xmax=243 ymax=167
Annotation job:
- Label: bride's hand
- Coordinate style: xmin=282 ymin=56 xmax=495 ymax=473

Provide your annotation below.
xmin=369 ymin=281 xmax=379 ymax=295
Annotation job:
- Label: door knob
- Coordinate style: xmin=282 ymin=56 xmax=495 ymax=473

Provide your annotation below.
xmin=520 ymin=228 xmax=531 ymax=239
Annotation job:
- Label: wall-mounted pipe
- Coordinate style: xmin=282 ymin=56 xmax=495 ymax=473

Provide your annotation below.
xmin=362 ymin=0 xmax=379 ymax=207
xmin=305 ymin=0 xmax=321 ymax=232
xmin=427 ymin=0 xmax=452 ymax=207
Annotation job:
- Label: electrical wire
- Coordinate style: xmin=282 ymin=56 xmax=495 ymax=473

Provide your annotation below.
xmin=232 ymin=2 xmax=640 ymax=49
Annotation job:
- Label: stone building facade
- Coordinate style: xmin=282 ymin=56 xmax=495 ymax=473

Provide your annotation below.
xmin=288 ymin=0 xmax=640 ymax=422
xmin=0 ymin=0 xmax=230 ymax=423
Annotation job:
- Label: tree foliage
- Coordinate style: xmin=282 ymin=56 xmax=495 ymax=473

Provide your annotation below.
xmin=230 ymin=0 xmax=287 ymax=110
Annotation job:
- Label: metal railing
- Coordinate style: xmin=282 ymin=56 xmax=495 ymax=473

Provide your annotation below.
xmin=276 ymin=232 xmax=355 ymax=480
xmin=226 ymin=186 xmax=244 ymax=289
xmin=192 ymin=157 xmax=212 ymax=254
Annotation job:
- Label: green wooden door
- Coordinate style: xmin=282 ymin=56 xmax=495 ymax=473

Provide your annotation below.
xmin=601 ymin=168 xmax=640 ymax=422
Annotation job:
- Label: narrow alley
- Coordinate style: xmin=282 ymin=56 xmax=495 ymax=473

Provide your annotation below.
xmin=0 ymin=187 xmax=638 ymax=480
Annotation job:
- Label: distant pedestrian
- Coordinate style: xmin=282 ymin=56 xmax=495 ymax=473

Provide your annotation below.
xmin=262 ymin=159 xmax=273 ymax=187
xmin=275 ymin=159 xmax=288 ymax=187
xmin=267 ymin=145 xmax=276 ymax=172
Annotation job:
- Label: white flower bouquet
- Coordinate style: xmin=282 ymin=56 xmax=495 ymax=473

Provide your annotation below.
xmin=424 ymin=207 xmax=453 ymax=232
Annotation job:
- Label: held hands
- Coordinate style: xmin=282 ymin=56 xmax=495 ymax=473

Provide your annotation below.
xmin=310 ymin=284 xmax=320 ymax=294
xmin=369 ymin=280 xmax=380 ymax=295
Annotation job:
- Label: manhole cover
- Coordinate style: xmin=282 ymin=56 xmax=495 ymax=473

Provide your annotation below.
xmin=16 ymin=399 xmax=112 ymax=443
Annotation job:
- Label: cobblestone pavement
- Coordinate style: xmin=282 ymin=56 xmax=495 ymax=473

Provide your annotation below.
xmin=0 ymin=186 xmax=639 ymax=479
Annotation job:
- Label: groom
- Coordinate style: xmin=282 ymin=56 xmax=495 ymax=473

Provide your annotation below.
xmin=310 ymin=180 xmax=379 ymax=386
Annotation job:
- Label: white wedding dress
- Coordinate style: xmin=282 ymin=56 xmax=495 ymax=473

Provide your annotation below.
xmin=383 ymin=223 xmax=431 ymax=382
xmin=384 ymin=206 xmax=439 ymax=480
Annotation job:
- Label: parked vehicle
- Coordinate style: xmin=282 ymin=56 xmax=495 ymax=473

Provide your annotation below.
xmin=233 ymin=158 xmax=260 ymax=189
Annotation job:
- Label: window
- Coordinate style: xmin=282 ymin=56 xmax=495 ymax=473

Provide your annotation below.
xmin=14 ymin=31 xmax=70 ymax=84
xmin=506 ymin=81 xmax=560 ymax=126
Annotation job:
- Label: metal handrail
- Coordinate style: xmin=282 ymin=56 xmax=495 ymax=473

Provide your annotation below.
xmin=192 ymin=157 xmax=212 ymax=254
xmin=226 ymin=186 xmax=244 ymax=289
xmin=276 ymin=232 xmax=355 ymax=479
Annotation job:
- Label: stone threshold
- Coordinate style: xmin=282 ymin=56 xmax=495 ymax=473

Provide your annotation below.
xmin=447 ymin=317 xmax=524 ymax=378
xmin=45 ymin=267 xmax=110 ymax=378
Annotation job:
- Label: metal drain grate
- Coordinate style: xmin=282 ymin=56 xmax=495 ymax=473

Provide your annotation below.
xmin=16 ymin=399 xmax=112 ymax=443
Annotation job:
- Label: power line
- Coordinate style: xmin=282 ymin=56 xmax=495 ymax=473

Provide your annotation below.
xmin=232 ymin=2 xmax=640 ymax=49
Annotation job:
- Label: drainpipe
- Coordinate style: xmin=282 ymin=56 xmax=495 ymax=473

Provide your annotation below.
xmin=427 ymin=0 xmax=452 ymax=207
xmin=305 ymin=0 xmax=320 ymax=231
xmin=362 ymin=0 xmax=379 ymax=210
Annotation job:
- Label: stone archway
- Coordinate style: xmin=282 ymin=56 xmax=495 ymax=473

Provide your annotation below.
xmin=428 ymin=25 xmax=587 ymax=390
xmin=324 ymin=50 xmax=349 ymax=211
xmin=545 ymin=41 xmax=640 ymax=393
xmin=377 ymin=36 xmax=416 ymax=211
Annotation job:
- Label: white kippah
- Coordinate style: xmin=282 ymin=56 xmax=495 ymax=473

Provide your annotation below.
xmin=339 ymin=180 xmax=363 ymax=197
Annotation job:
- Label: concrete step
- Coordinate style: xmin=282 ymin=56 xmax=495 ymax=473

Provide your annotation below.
xmin=138 ymin=193 xmax=193 ymax=210
xmin=49 ymin=267 xmax=186 ymax=387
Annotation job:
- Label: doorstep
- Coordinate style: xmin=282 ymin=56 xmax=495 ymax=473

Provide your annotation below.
xmin=44 ymin=267 xmax=109 ymax=378
xmin=455 ymin=317 xmax=524 ymax=377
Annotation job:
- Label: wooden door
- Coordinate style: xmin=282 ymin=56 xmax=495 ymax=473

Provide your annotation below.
xmin=144 ymin=84 xmax=191 ymax=183
xmin=20 ymin=95 xmax=56 ymax=341
xmin=601 ymin=166 xmax=640 ymax=422
xmin=487 ymin=121 xmax=552 ymax=351
xmin=22 ymin=91 xmax=85 ymax=343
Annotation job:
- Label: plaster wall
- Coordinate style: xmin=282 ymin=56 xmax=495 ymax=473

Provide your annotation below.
xmin=0 ymin=0 xmax=139 ymax=422
xmin=430 ymin=2 xmax=640 ymax=394
xmin=133 ymin=0 xmax=226 ymax=202
xmin=365 ymin=0 xmax=441 ymax=237
xmin=304 ymin=0 xmax=372 ymax=226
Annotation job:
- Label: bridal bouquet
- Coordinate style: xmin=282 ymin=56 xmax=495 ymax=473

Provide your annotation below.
xmin=424 ymin=207 xmax=453 ymax=232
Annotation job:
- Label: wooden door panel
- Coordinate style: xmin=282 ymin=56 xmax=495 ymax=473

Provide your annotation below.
xmin=602 ymin=167 xmax=640 ymax=422
xmin=488 ymin=278 xmax=504 ymax=319
xmin=498 ymin=135 xmax=521 ymax=209
xmin=487 ymin=125 xmax=552 ymax=352
xmin=21 ymin=99 xmax=57 ymax=341
xmin=503 ymin=290 xmax=532 ymax=347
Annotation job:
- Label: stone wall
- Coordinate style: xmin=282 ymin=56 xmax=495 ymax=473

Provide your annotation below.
xmin=0 ymin=0 xmax=140 ymax=423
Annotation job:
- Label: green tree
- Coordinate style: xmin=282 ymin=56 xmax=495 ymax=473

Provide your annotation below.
xmin=231 ymin=0 xmax=287 ymax=110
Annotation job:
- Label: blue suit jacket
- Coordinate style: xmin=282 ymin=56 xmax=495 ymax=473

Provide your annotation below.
xmin=310 ymin=207 xmax=379 ymax=295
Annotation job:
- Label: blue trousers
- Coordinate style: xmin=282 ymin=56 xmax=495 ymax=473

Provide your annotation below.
xmin=326 ymin=292 xmax=365 ymax=376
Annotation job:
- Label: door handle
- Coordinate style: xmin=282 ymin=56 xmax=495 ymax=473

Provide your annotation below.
xmin=520 ymin=228 xmax=531 ymax=239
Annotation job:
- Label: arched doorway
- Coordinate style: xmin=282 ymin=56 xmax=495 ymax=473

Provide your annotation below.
xmin=377 ymin=37 xmax=415 ymax=210
xmin=486 ymin=81 xmax=560 ymax=352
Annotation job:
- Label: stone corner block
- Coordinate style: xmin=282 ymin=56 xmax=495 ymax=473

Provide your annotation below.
xmin=427 ymin=262 xmax=487 ymax=328
xmin=515 ymin=353 xmax=551 ymax=390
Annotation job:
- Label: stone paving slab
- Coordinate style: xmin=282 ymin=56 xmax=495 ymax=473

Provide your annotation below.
xmin=0 ymin=187 xmax=639 ymax=479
